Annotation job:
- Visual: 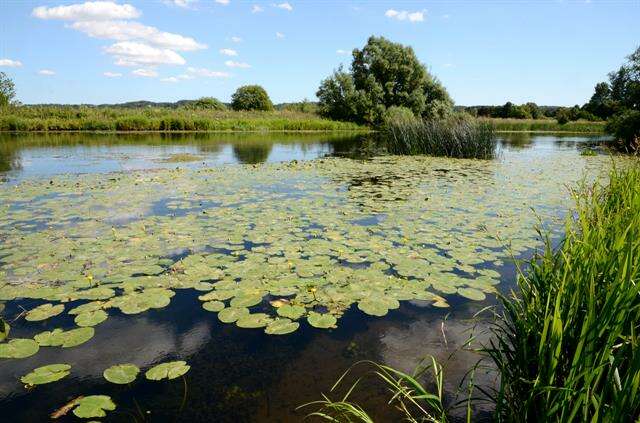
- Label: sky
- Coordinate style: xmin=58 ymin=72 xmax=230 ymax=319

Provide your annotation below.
xmin=0 ymin=0 xmax=639 ymax=106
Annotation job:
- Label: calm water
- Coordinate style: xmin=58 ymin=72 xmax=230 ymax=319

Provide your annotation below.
xmin=0 ymin=132 xmax=613 ymax=422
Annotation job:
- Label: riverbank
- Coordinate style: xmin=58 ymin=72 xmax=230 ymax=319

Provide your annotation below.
xmin=483 ymin=117 xmax=606 ymax=133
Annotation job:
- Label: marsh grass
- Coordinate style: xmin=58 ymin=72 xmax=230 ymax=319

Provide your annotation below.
xmin=483 ymin=118 xmax=606 ymax=133
xmin=487 ymin=164 xmax=640 ymax=422
xmin=384 ymin=117 xmax=497 ymax=159
xmin=0 ymin=106 xmax=364 ymax=132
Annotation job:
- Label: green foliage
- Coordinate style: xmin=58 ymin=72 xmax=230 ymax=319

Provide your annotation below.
xmin=103 ymin=364 xmax=139 ymax=384
xmin=317 ymin=36 xmax=453 ymax=125
xmin=231 ymin=85 xmax=274 ymax=111
xmin=145 ymin=361 xmax=190 ymax=380
xmin=488 ymin=165 xmax=640 ymax=422
xmin=483 ymin=118 xmax=605 ymax=133
xmin=556 ymin=107 xmax=571 ymax=124
xmin=384 ymin=115 xmax=496 ymax=159
xmin=185 ymin=97 xmax=227 ymax=110
xmin=21 ymin=364 xmax=71 ymax=386
xmin=605 ymin=109 xmax=640 ymax=152
xmin=0 ymin=72 xmax=16 ymax=107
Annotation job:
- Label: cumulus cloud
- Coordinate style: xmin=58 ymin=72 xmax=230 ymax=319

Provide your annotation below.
xmin=276 ymin=32 xmax=285 ymax=39
xmin=103 ymin=71 xmax=122 ymax=77
xmin=336 ymin=49 xmax=348 ymax=55
xmin=132 ymin=68 xmax=158 ymax=77
xmin=166 ymin=0 xmax=198 ymax=8
xmin=105 ymin=41 xmax=186 ymax=66
xmin=0 ymin=59 xmax=22 ymax=67
xmin=385 ymin=9 xmax=425 ymax=22
xmin=187 ymin=67 xmax=230 ymax=78
xmin=225 ymin=60 xmax=250 ymax=68
xmin=219 ymin=48 xmax=238 ymax=56
xmin=230 ymin=36 xmax=242 ymax=43
xmin=215 ymin=0 xmax=230 ymax=4
xmin=273 ymin=2 xmax=292 ymax=11
xmin=38 ymin=69 xmax=55 ymax=75
xmin=32 ymin=1 xmax=140 ymax=21
xmin=161 ymin=74 xmax=193 ymax=82
xmin=70 ymin=20 xmax=207 ymax=51
xmin=251 ymin=5 xmax=263 ymax=13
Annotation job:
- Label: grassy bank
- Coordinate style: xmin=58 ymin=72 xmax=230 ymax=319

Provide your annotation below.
xmin=483 ymin=117 xmax=606 ymax=133
xmin=0 ymin=106 xmax=365 ymax=132
xmin=304 ymin=164 xmax=640 ymax=422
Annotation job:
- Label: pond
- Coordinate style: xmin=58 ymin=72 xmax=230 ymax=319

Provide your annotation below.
xmin=0 ymin=132 xmax=620 ymax=422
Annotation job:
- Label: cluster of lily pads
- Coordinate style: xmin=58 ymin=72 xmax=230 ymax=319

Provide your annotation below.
xmin=0 ymin=153 xmax=617 ymax=345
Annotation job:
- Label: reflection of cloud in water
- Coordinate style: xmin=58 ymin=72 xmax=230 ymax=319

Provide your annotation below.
xmin=0 ymin=316 xmax=211 ymax=398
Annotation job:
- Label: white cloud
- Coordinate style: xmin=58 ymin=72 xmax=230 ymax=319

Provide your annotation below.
xmin=132 ymin=68 xmax=157 ymax=77
xmin=251 ymin=5 xmax=263 ymax=13
xmin=166 ymin=0 xmax=198 ymax=8
xmin=276 ymin=32 xmax=285 ymax=39
xmin=215 ymin=0 xmax=230 ymax=4
xmin=103 ymin=71 xmax=122 ymax=77
xmin=336 ymin=49 xmax=348 ymax=55
xmin=105 ymin=41 xmax=186 ymax=66
xmin=0 ymin=59 xmax=22 ymax=67
xmin=225 ymin=60 xmax=250 ymax=68
xmin=230 ymin=36 xmax=242 ymax=43
xmin=32 ymin=1 xmax=140 ymax=21
xmin=219 ymin=48 xmax=238 ymax=56
xmin=273 ymin=2 xmax=293 ymax=11
xmin=160 ymin=76 xmax=179 ymax=82
xmin=38 ymin=69 xmax=55 ymax=75
xmin=385 ymin=9 xmax=425 ymax=22
xmin=187 ymin=67 xmax=230 ymax=78
xmin=70 ymin=20 xmax=207 ymax=51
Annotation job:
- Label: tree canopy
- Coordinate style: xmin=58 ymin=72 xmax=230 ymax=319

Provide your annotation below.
xmin=316 ymin=36 xmax=453 ymax=125
xmin=231 ymin=85 xmax=274 ymax=111
xmin=0 ymin=72 xmax=16 ymax=107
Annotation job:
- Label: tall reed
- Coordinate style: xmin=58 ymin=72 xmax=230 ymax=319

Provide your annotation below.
xmin=383 ymin=117 xmax=497 ymax=159
xmin=488 ymin=164 xmax=640 ymax=422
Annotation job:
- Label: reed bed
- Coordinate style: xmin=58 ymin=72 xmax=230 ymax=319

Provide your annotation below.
xmin=483 ymin=118 xmax=606 ymax=133
xmin=383 ymin=117 xmax=497 ymax=159
xmin=0 ymin=106 xmax=364 ymax=132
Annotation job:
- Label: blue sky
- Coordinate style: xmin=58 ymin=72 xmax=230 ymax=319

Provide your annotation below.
xmin=1 ymin=0 xmax=638 ymax=106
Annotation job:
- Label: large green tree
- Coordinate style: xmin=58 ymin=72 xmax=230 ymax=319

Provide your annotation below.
xmin=317 ymin=36 xmax=453 ymax=125
xmin=0 ymin=72 xmax=16 ymax=107
xmin=231 ymin=85 xmax=274 ymax=111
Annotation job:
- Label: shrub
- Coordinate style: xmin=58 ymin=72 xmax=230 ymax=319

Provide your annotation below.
xmin=186 ymin=97 xmax=227 ymax=111
xmin=606 ymin=109 xmax=640 ymax=152
xmin=231 ymin=85 xmax=274 ymax=111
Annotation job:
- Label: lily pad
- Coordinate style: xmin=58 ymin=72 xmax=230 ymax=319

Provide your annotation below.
xmin=21 ymin=364 xmax=71 ymax=386
xmin=457 ymin=287 xmax=486 ymax=301
xmin=218 ymin=307 xmax=249 ymax=323
xmin=103 ymin=364 xmax=139 ymax=384
xmin=276 ymin=304 xmax=306 ymax=320
xmin=307 ymin=312 xmax=337 ymax=329
xmin=25 ymin=303 xmax=65 ymax=321
xmin=236 ymin=313 xmax=272 ymax=329
xmin=202 ymin=301 xmax=225 ymax=312
xmin=34 ymin=327 xmax=94 ymax=348
xmin=0 ymin=338 xmax=39 ymax=358
xmin=265 ymin=318 xmax=299 ymax=335
xmin=74 ymin=310 xmax=108 ymax=327
xmin=145 ymin=361 xmax=190 ymax=381
xmin=72 ymin=395 xmax=116 ymax=418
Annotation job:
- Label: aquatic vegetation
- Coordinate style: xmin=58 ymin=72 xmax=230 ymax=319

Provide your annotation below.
xmin=21 ymin=364 xmax=71 ymax=386
xmin=145 ymin=361 xmax=191 ymax=381
xmin=483 ymin=118 xmax=605 ymax=133
xmin=71 ymin=395 xmax=116 ymax=418
xmin=25 ymin=303 xmax=65 ymax=321
xmin=0 ymin=338 xmax=39 ymax=358
xmin=34 ymin=327 xmax=94 ymax=348
xmin=103 ymin=364 xmax=140 ymax=384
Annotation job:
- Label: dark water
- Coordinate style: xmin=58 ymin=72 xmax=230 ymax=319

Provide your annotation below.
xmin=0 ymin=132 xmax=612 ymax=422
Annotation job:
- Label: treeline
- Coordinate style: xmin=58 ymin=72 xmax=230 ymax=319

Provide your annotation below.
xmin=459 ymin=102 xmax=600 ymax=123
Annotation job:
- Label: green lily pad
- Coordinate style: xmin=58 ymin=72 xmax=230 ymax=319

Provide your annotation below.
xmin=103 ymin=364 xmax=139 ymax=384
xmin=145 ymin=361 xmax=190 ymax=381
xmin=218 ymin=307 xmax=249 ymax=323
xmin=25 ymin=303 xmax=65 ymax=321
xmin=236 ymin=313 xmax=272 ymax=329
xmin=307 ymin=312 xmax=337 ymax=329
xmin=202 ymin=301 xmax=225 ymax=312
xmin=265 ymin=318 xmax=299 ymax=335
xmin=0 ymin=338 xmax=39 ymax=358
xmin=74 ymin=310 xmax=108 ymax=327
xmin=34 ymin=327 xmax=94 ymax=348
xmin=457 ymin=287 xmax=486 ymax=301
xmin=230 ymin=293 xmax=263 ymax=308
xmin=21 ymin=364 xmax=71 ymax=386
xmin=72 ymin=395 xmax=116 ymax=418
xmin=276 ymin=304 xmax=306 ymax=320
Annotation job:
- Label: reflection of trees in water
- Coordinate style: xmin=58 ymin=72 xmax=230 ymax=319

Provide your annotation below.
xmin=498 ymin=133 xmax=534 ymax=150
xmin=232 ymin=142 xmax=273 ymax=164
xmin=0 ymin=137 xmax=21 ymax=173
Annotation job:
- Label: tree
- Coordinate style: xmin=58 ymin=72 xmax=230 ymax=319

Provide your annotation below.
xmin=231 ymin=85 xmax=273 ymax=111
xmin=584 ymin=82 xmax=615 ymax=119
xmin=317 ymin=36 xmax=453 ymax=125
xmin=0 ymin=72 xmax=16 ymax=107
xmin=187 ymin=97 xmax=226 ymax=110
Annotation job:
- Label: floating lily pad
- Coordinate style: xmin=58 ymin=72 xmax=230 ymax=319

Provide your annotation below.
xmin=236 ymin=313 xmax=272 ymax=329
xmin=276 ymin=304 xmax=306 ymax=320
xmin=265 ymin=318 xmax=299 ymax=335
xmin=202 ymin=301 xmax=224 ymax=312
xmin=34 ymin=327 xmax=94 ymax=348
xmin=103 ymin=364 xmax=139 ymax=384
xmin=218 ymin=307 xmax=249 ymax=323
xmin=21 ymin=364 xmax=71 ymax=386
xmin=307 ymin=312 xmax=337 ymax=329
xmin=457 ymin=287 xmax=486 ymax=301
xmin=74 ymin=310 xmax=108 ymax=327
xmin=25 ymin=303 xmax=65 ymax=322
xmin=72 ymin=395 xmax=116 ymax=418
xmin=0 ymin=338 xmax=39 ymax=358
xmin=145 ymin=361 xmax=190 ymax=381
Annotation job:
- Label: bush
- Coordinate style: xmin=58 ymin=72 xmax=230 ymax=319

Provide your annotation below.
xmin=606 ymin=109 xmax=640 ymax=151
xmin=317 ymin=36 xmax=453 ymax=126
xmin=186 ymin=97 xmax=227 ymax=111
xmin=231 ymin=85 xmax=274 ymax=111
